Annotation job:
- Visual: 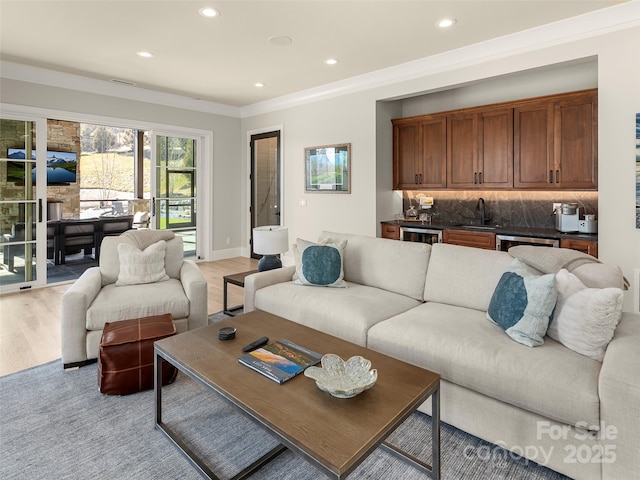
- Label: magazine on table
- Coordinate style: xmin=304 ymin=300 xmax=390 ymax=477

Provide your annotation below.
xmin=238 ymin=339 xmax=322 ymax=384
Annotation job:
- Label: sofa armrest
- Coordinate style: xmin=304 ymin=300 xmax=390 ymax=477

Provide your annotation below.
xmin=180 ymin=260 xmax=208 ymax=330
xmin=244 ymin=265 xmax=295 ymax=313
xmin=599 ymin=312 xmax=640 ymax=480
xmin=61 ymin=267 xmax=102 ymax=367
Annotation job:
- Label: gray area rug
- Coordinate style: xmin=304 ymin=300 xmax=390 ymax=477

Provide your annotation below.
xmin=0 ymin=343 xmax=567 ymax=479
xmin=209 ymin=311 xmax=235 ymax=323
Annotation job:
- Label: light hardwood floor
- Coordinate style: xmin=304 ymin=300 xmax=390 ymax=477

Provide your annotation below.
xmin=0 ymin=256 xmax=258 ymax=377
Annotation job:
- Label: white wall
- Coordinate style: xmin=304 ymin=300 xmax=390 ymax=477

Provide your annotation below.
xmin=241 ymin=26 xmax=640 ymax=312
xmin=0 ymin=79 xmax=242 ymax=260
xmin=400 ymin=60 xmax=598 ymax=117
xmin=241 ymin=92 xmax=379 ymax=258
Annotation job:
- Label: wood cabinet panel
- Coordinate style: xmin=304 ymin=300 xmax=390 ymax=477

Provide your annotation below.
xmin=553 ymin=93 xmax=597 ymax=189
xmin=447 ymin=113 xmax=477 ymax=188
xmin=393 ymin=122 xmax=420 ymax=189
xmin=393 ymin=116 xmax=446 ymax=189
xmin=514 ymin=102 xmax=554 ymax=188
xmin=419 ymin=118 xmax=447 ymax=188
xmin=381 ymin=224 xmax=400 ymax=240
xmin=478 ymin=108 xmax=513 ymax=188
xmin=560 ymin=238 xmax=598 ymax=257
xmin=443 ymin=229 xmax=496 ymax=250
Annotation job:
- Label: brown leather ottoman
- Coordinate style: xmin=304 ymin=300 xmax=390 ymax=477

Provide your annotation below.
xmin=98 ymin=313 xmax=178 ymax=395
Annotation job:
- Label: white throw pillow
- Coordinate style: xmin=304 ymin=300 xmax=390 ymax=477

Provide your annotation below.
xmin=116 ymin=240 xmax=169 ymax=286
xmin=548 ymin=269 xmax=624 ymax=361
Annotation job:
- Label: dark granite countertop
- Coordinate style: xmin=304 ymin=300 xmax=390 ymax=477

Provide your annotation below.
xmin=381 ymin=220 xmax=598 ymax=241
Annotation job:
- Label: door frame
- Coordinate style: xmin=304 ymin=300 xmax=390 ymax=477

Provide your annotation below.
xmin=151 ymin=131 xmax=207 ymax=260
xmin=246 ymin=125 xmax=284 ymax=257
xmin=0 ymin=111 xmax=48 ymax=294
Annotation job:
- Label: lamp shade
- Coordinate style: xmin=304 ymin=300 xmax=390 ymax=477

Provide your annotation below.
xmin=253 ymin=226 xmax=289 ymax=255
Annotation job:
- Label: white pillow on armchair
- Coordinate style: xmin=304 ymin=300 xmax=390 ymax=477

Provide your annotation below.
xmin=115 ymin=240 xmax=169 ymax=286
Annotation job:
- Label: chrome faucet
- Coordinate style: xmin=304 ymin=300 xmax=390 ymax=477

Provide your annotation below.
xmin=476 ymin=197 xmax=488 ymax=225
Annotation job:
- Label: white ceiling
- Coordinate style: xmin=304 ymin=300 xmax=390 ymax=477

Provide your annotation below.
xmin=0 ymin=1 xmax=631 ymax=108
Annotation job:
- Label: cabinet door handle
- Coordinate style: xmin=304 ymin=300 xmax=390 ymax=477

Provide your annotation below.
xmin=415 ymin=174 xmax=418 ymax=184
xmin=478 ymin=172 xmax=483 ymax=184
xmin=419 ymin=173 xmax=423 ymax=184
xmin=549 ymin=170 xmax=553 ymax=183
xmin=556 ymin=169 xmax=559 ymax=184
xmin=474 ymin=172 xmax=478 ymax=184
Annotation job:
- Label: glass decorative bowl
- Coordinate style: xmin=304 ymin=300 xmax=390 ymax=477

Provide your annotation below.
xmin=304 ymin=354 xmax=377 ymax=398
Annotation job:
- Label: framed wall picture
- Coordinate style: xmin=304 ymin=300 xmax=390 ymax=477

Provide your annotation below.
xmin=304 ymin=143 xmax=351 ymax=193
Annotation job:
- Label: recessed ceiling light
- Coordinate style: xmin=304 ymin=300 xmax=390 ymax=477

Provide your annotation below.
xmin=437 ymin=18 xmax=456 ymax=28
xmin=199 ymin=7 xmax=220 ymax=18
xmin=324 ymin=58 xmax=339 ymax=65
xmin=268 ymin=35 xmax=293 ymax=46
xmin=254 ymin=82 xmax=265 ymax=88
xmin=136 ymin=51 xmax=154 ymax=58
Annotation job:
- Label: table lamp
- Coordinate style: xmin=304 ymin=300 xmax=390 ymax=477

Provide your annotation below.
xmin=253 ymin=225 xmax=289 ymax=271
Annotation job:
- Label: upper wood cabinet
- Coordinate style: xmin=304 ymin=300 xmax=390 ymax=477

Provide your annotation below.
xmin=393 ymin=88 xmax=597 ymax=191
xmin=393 ymin=116 xmax=446 ymax=189
xmin=514 ymin=101 xmax=554 ymax=188
xmin=447 ymin=108 xmax=513 ymax=189
xmin=553 ymin=92 xmax=598 ymax=189
xmin=478 ymin=108 xmax=513 ymax=188
xmin=447 ymin=113 xmax=477 ymax=188
xmin=514 ymin=90 xmax=597 ymax=189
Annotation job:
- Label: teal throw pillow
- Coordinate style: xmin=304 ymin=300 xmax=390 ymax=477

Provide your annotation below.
xmin=487 ymin=259 xmax=557 ymax=347
xmin=293 ymin=238 xmax=347 ymax=288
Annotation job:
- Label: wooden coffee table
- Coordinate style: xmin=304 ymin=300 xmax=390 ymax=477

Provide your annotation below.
xmin=154 ymin=310 xmax=440 ymax=479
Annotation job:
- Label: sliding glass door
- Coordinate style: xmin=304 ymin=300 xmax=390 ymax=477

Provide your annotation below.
xmin=0 ymin=115 xmax=47 ymax=290
xmin=151 ymin=134 xmax=198 ymax=258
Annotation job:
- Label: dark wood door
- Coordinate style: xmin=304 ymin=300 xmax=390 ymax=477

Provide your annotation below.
xmin=393 ymin=120 xmax=420 ymax=189
xmin=514 ymin=102 xmax=554 ymax=188
xmin=419 ymin=116 xmax=447 ymax=188
xmin=560 ymin=238 xmax=598 ymax=257
xmin=553 ymin=92 xmax=597 ymax=189
xmin=478 ymin=108 xmax=513 ymax=188
xmin=443 ymin=229 xmax=496 ymax=250
xmin=380 ymin=223 xmax=400 ymax=240
xmin=447 ymin=113 xmax=477 ymax=188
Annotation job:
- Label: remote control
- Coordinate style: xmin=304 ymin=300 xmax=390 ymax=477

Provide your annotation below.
xmin=242 ymin=336 xmax=269 ymax=352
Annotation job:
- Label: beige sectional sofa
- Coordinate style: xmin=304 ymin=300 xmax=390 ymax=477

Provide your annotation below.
xmin=244 ymin=231 xmax=640 ymax=480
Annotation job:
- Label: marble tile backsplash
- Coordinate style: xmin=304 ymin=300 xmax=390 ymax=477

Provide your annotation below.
xmin=402 ymin=191 xmax=598 ymax=230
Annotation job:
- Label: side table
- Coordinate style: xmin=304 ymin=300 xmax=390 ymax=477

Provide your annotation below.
xmin=223 ymin=270 xmax=258 ymax=316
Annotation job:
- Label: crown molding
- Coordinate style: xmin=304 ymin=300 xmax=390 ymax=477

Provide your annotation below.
xmin=0 ymin=61 xmax=242 ymax=118
xmin=239 ymin=1 xmax=640 ymax=118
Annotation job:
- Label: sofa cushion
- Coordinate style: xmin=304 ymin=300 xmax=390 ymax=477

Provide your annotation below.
xmin=424 ymin=243 xmax=513 ymax=311
xmin=293 ymin=238 xmax=347 ymax=287
xmin=318 ymin=231 xmax=430 ymax=301
xmin=86 ymin=279 xmax=189 ymax=330
xmin=548 ymin=269 xmax=624 ymax=361
xmin=487 ymin=259 xmax=557 ymax=347
xmin=254 ymin=281 xmax=421 ymax=346
xmin=115 ymin=240 xmax=169 ymax=286
xmin=367 ymin=302 xmax=601 ymax=429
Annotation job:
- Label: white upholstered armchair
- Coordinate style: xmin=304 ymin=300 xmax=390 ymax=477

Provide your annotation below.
xmin=61 ymin=230 xmax=207 ymax=368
